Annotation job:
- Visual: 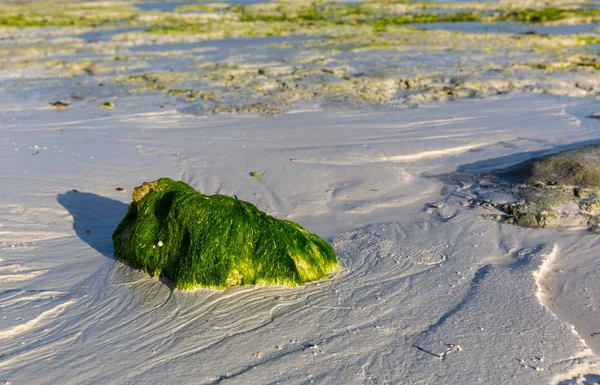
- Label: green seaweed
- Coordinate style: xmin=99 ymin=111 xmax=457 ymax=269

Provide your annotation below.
xmin=366 ymin=11 xmax=480 ymax=27
xmin=143 ymin=1 xmax=600 ymax=39
xmin=498 ymin=8 xmax=600 ymax=24
xmin=3 ymin=1 xmax=599 ymax=32
xmin=113 ymin=178 xmax=339 ymax=290
xmin=101 ymin=102 xmax=115 ymax=109
xmin=8 ymin=1 xmax=598 ymax=115
xmin=533 ymin=55 xmax=600 ymax=72
xmin=0 ymin=3 xmax=138 ymax=28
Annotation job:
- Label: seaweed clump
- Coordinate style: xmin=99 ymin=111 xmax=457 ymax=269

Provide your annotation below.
xmin=113 ymin=178 xmax=339 ymax=290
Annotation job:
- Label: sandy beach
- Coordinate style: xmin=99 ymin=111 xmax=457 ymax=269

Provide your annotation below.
xmin=1 ymin=0 xmax=600 ymax=383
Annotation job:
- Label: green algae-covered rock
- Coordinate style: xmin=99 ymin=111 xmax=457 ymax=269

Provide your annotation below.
xmin=113 ymin=178 xmax=339 ymax=290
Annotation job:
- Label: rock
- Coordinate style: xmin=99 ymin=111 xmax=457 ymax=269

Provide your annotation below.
xmin=440 ymin=145 xmax=600 ymax=232
xmin=496 ymin=145 xmax=600 ymax=188
xmin=113 ymin=178 xmax=339 ymax=290
xmin=48 ymin=101 xmax=70 ymax=110
xmin=579 ymin=197 xmax=600 ymax=215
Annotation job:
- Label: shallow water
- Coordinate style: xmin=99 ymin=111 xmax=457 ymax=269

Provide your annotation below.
xmin=586 ymin=43 xmax=600 ymax=52
xmin=77 ymin=27 xmax=147 ymax=42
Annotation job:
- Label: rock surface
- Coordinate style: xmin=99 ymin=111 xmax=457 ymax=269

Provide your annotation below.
xmin=497 ymin=144 xmax=600 ymax=188
xmin=113 ymin=178 xmax=339 ymax=289
xmin=439 ymin=145 xmax=600 ymax=231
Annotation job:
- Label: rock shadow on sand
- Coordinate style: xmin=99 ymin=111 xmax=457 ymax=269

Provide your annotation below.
xmin=558 ymin=374 xmax=600 ymax=385
xmin=57 ymin=191 xmax=128 ymax=257
xmin=450 ymin=139 xmax=600 ymax=175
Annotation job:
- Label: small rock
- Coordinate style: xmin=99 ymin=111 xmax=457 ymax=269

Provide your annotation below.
xmin=48 ymin=101 xmax=70 ymax=111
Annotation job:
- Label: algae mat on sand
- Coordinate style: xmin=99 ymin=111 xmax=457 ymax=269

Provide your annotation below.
xmin=113 ymin=178 xmax=339 ymax=290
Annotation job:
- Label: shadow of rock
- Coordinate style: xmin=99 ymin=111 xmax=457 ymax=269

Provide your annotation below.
xmin=454 ymin=139 xmax=600 ymax=175
xmin=427 ymin=139 xmax=600 ymax=186
xmin=558 ymin=374 xmax=600 ymax=385
xmin=57 ymin=191 xmax=129 ymax=257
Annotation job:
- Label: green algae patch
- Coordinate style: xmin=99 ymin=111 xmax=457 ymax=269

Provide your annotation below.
xmin=0 ymin=2 xmax=139 ymax=28
xmin=140 ymin=1 xmax=600 ymax=41
xmin=367 ymin=11 xmax=481 ymax=27
xmin=101 ymin=101 xmax=115 ymax=109
xmin=112 ymin=178 xmax=339 ymax=290
xmin=6 ymin=2 xmax=599 ymax=115
xmin=497 ymin=7 xmax=600 ymax=24
xmin=531 ymin=54 xmax=600 ymax=72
